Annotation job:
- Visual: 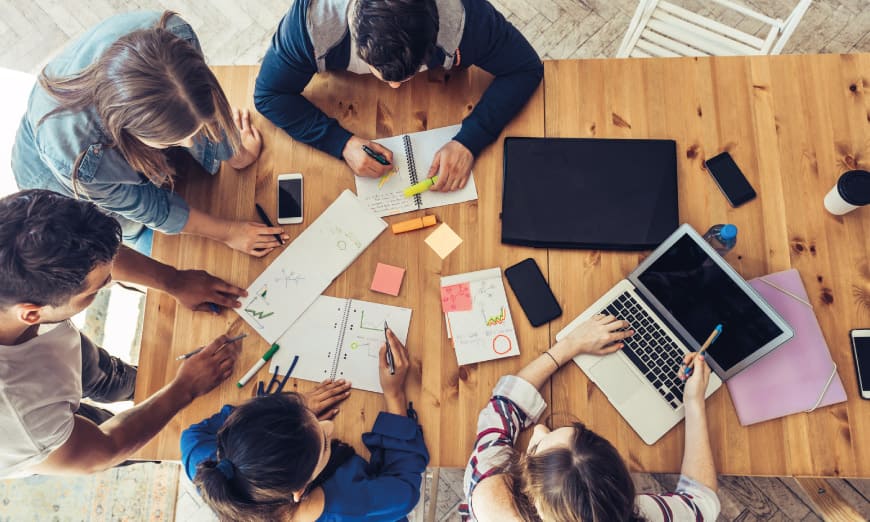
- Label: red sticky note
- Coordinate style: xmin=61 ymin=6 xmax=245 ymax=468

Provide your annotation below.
xmin=440 ymin=282 xmax=472 ymax=312
xmin=371 ymin=263 xmax=405 ymax=296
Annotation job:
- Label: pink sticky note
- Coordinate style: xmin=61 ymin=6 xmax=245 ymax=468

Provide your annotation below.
xmin=440 ymin=282 xmax=472 ymax=312
xmin=371 ymin=263 xmax=405 ymax=296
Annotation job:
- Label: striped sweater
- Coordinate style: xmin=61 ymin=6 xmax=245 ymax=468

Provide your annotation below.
xmin=461 ymin=375 xmax=721 ymax=521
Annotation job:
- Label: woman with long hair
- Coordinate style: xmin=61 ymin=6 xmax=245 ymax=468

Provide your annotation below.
xmin=462 ymin=314 xmax=721 ymax=521
xmin=181 ymin=328 xmax=428 ymax=522
xmin=12 ymin=11 xmax=287 ymax=257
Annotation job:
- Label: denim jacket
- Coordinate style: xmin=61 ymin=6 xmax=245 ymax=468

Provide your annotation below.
xmin=11 ymin=11 xmax=233 ymax=237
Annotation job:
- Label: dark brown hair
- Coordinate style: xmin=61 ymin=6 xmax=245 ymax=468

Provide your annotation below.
xmin=505 ymin=422 xmax=646 ymax=522
xmin=352 ymin=0 xmax=439 ymax=82
xmin=38 ymin=11 xmax=240 ymax=189
xmin=0 ymin=189 xmax=121 ymax=309
xmin=194 ymin=393 xmax=355 ymax=522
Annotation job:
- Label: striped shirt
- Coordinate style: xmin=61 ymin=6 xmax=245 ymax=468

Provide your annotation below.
xmin=461 ymin=375 xmax=720 ymax=521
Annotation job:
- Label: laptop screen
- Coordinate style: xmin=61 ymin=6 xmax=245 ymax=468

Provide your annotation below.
xmin=634 ymin=233 xmax=785 ymax=373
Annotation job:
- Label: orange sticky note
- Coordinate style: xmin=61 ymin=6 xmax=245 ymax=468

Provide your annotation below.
xmin=371 ymin=263 xmax=405 ymax=296
xmin=424 ymin=223 xmax=463 ymax=259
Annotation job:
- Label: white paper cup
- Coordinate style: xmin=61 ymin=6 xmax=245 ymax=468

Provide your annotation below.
xmin=824 ymin=186 xmax=859 ymax=215
xmin=824 ymin=170 xmax=870 ymax=216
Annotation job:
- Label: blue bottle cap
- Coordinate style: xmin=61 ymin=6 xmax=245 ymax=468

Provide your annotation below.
xmin=719 ymin=224 xmax=737 ymax=241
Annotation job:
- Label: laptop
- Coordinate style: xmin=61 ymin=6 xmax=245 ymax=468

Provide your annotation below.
xmin=556 ymin=224 xmax=793 ymax=444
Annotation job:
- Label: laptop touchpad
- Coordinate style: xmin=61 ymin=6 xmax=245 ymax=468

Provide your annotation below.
xmin=589 ymin=355 xmax=645 ymax=405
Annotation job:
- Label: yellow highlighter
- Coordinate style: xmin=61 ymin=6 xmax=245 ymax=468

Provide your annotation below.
xmin=403 ymin=176 xmax=438 ymax=197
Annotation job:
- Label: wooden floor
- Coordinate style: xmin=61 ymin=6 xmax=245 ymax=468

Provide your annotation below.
xmin=0 ymin=0 xmax=868 ymax=74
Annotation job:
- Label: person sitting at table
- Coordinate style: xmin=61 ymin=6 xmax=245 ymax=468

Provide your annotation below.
xmin=12 ymin=10 xmax=288 ymax=259
xmin=462 ymin=314 xmax=721 ymax=521
xmin=182 ymin=328 xmax=428 ymax=522
xmin=0 ymin=189 xmax=246 ymax=477
xmin=254 ymin=0 xmax=543 ymax=193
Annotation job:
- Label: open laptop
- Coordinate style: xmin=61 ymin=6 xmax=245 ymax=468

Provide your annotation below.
xmin=556 ymin=224 xmax=793 ymax=444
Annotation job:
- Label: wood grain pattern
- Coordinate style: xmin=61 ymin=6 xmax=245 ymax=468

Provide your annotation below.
xmin=134 ymin=65 xmax=546 ymax=465
xmin=137 ymin=54 xmax=870 ymax=476
xmin=546 ymin=54 xmax=870 ymax=476
xmin=796 ymin=477 xmax=866 ymax=521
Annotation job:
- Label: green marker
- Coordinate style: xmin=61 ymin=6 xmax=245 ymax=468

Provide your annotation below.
xmin=403 ymin=176 xmax=438 ymax=197
xmin=237 ymin=343 xmax=280 ymax=388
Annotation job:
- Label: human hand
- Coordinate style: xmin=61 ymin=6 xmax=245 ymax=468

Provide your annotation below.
xmin=227 ymin=108 xmax=262 ymax=170
xmin=428 ymin=140 xmax=473 ymax=192
xmin=223 ymin=221 xmax=288 ymax=257
xmin=379 ymin=329 xmax=409 ymax=414
xmin=174 ymin=335 xmax=240 ymax=400
xmin=550 ymin=314 xmax=634 ymax=363
xmin=303 ymin=379 xmax=352 ymax=420
xmin=342 ymin=135 xmax=394 ymax=178
xmin=679 ymin=353 xmax=711 ymax=407
xmin=166 ymin=268 xmax=247 ymax=313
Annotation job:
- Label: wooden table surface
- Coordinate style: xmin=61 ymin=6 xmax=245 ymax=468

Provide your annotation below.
xmin=135 ymin=54 xmax=870 ymax=477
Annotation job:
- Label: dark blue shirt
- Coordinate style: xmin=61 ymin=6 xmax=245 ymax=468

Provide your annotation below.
xmin=254 ymin=0 xmax=543 ymax=159
xmin=181 ymin=405 xmax=430 ymax=521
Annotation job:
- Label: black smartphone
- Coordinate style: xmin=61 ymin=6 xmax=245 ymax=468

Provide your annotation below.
xmin=505 ymin=258 xmax=562 ymax=327
xmin=850 ymin=329 xmax=870 ymax=400
xmin=704 ymin=151 xmax=757 ymax=207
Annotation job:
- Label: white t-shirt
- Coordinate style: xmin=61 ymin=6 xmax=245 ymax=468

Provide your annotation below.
xmin=0 ymin=321 xmax=82 ymax=477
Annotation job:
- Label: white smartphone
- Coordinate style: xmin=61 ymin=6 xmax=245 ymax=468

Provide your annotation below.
xmin=850 ymin=329 xmax=870 ymax=399
xmin=277 ymin=173 xmax=303 ymax=224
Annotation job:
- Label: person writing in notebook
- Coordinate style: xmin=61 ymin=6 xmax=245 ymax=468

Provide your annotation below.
xmin=181 ymin=328 xmax=428 ymax=521
xmin=462 ymin=314 xmax=721 ymax=521
xmin=254 ymin=0 xmax=543 ymax=193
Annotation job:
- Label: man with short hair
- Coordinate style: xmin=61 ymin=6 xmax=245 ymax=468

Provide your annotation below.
xmin=0 ymin=189 xmax=239 ymax=476
xmin=255 ymin=0 xmax=543 ymax=192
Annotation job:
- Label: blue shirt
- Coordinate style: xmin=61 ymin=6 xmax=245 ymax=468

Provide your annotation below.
xmin=254 ymin=0 xmax=543 ymax=160
xmin=181 ymin=405 xmax=430 ymax=521
xmin=11 ymin=11 xmax=233 ymax=238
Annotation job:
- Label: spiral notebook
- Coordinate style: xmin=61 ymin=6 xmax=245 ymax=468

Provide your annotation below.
xmin=270 ymin=295 xmax=412 ymax=393
xmin=355 ymin=125 xmax=478 ymax=217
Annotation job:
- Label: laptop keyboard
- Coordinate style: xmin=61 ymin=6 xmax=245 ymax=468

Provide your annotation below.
xmin=601 ymin=292 xmax=687 ymax=409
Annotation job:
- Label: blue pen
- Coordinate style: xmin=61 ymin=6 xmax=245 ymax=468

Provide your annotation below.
xmin=683 ymin=324 xmax=722 ymax=378
xmin=207 ymin=302 xmax=220 ymax=314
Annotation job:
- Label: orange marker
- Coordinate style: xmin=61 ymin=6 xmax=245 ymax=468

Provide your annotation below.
xmin=391 ymin=215 xmax=437 ymax=234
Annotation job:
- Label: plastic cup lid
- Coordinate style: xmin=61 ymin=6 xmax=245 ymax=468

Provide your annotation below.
xmin=838 ymin=170 xmax=870 ymax=206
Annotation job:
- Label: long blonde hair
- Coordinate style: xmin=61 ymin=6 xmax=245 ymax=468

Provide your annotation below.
xmin=39 ymin=11 xmax=240 ymax=188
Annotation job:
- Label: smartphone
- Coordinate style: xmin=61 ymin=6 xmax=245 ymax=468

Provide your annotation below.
xmin=704 ymin=151 xmax=757 ymax=207
xmin=277 ymin=173 xmax=303 ymax=224
xmin=850 ymin=329 xmax=870 ymax=399
xmin=505 ymin=258 xmax=562 ymax=327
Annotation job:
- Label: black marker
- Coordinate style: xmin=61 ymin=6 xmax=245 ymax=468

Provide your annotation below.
xmin=362 ymin=145 xmax=391 ymax=166
xmin=255 ymin=203 xmax=285 ymax=245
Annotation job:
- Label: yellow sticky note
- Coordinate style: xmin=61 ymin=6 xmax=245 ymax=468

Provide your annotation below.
xmin=424 ymin=223 xmax=463 ymax=259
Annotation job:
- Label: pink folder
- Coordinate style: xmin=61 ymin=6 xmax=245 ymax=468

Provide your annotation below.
xmin=725 ymin=269 xmax=847 ymax=426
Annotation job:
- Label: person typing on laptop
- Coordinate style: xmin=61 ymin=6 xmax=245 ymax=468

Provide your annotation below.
xmin=461 ymin=314 xmax=720 ymax=521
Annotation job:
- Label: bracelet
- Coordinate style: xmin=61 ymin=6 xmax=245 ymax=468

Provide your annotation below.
xmin=543 ymin=351 xmax=560 ymax=369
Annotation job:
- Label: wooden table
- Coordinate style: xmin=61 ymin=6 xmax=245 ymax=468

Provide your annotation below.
xmin=135 ymin=54 xmax=870 ymax=477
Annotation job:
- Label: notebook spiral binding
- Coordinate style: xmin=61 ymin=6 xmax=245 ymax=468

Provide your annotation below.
xmin=403 ymin=134 xmax=423 ymax=209
xmin=328 ymin=299 xmax=353 ymax=380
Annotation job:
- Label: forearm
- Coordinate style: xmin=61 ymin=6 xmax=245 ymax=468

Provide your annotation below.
xmin=113 ymin=246 xmax=177 ymax=293
xmin=181 ymin=207 xmax=230 ymax=243
xmin=516 ymin=345 xmax=568 ymax=390
xmin=680 ymin=402 xmax=717 ymax=492
xmin=384 ymin=392 xmax=408 ymax=416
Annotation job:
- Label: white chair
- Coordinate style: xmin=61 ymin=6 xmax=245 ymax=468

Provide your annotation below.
xmin=617 ymin=0 xmax=812 ymax=58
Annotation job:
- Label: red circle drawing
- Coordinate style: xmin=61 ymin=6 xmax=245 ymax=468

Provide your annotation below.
xmin=492 ymin=334 xmax=512 ymax=355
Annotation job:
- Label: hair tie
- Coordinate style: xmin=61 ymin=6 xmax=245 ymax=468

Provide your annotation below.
xmin=216 ymin=459 xmax=235 ymax=480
